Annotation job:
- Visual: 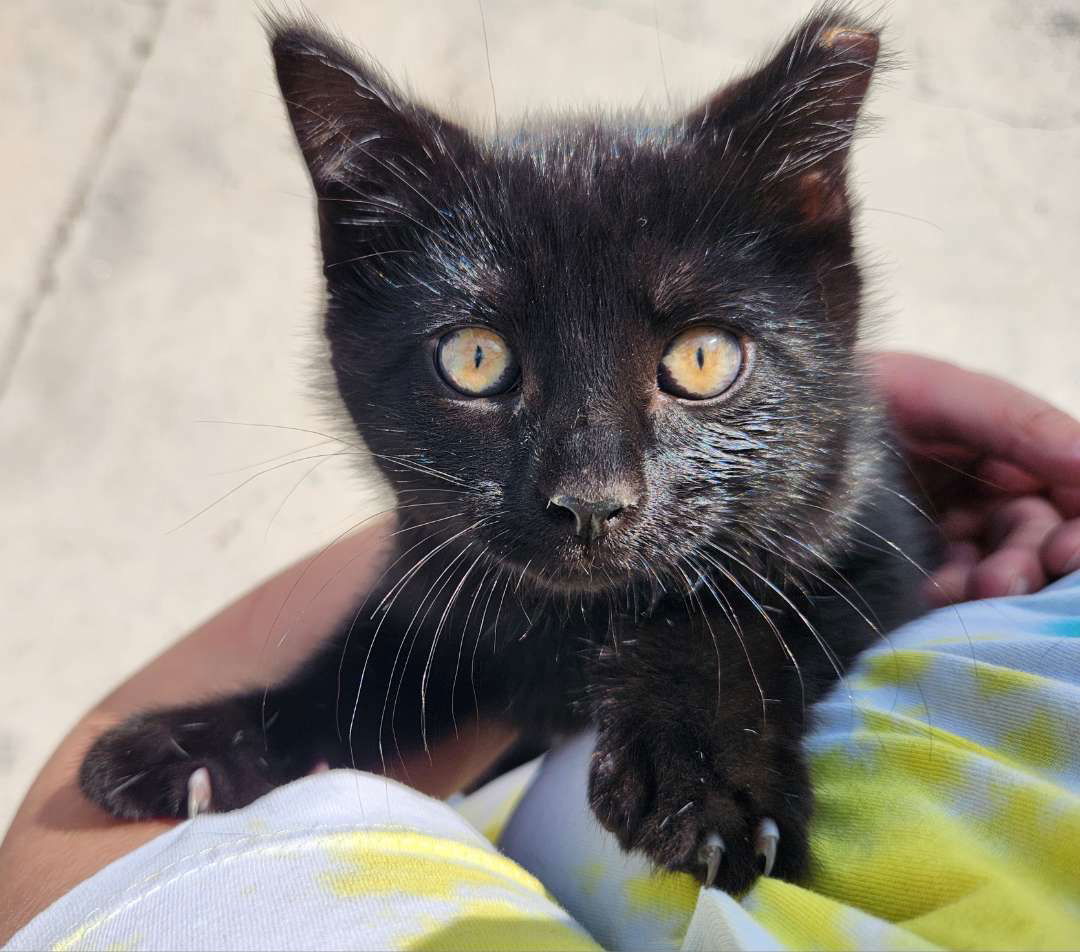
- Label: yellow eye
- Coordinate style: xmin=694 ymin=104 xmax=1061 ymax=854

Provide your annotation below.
xmin=658 ymin=327 xmax=743 ymax=400
xmin=436 ymin=327 xmax=519 ymax=397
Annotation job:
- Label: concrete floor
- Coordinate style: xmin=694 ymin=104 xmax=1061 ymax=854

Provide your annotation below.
xmin=2 ymin=0 xmax=1078 ymax=835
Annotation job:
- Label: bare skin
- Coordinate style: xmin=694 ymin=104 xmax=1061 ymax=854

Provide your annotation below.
xmin=2 ymin=353 xmax=1078 ymax=943
xmin=874 ymin=353 xmax=1080 ymax=603
xmin=0 ymin=521 xmax=515 ymax=943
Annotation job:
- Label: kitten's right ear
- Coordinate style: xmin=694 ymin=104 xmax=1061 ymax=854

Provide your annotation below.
xmin=268 ymin=19 xmax=471 ymax=203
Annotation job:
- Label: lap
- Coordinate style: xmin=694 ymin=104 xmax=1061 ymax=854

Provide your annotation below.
xmin=9 ymin=575 xmax=1080 ymax=951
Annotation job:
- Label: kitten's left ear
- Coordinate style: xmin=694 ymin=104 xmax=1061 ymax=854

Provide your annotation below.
xmin=684 ymin=9 xmax=881 ymax=231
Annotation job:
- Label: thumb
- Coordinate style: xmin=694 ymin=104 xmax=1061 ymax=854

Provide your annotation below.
xmin=873 ymin=352 xmax=1080 ymax=487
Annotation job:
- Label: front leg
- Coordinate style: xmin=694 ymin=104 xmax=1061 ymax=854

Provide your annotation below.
xmin=587 ymin=609 xmax=815 ymax=893
xmin=79 ymin=691 xmax=325 ymax=819
xmin=81 ymin=575 xmax=512 ymax=819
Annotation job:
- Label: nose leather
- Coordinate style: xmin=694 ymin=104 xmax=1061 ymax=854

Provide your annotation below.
xmin=549 ymin=494 xmax=634 ymax=540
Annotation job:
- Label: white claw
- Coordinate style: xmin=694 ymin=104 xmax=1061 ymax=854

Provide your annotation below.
xmin=697 ymin=833 xmax=725 ymax=889
xmin=755 ymin=817 xmax=780 ymax=877
xmin=187 ymin=767 xmax=212 ymax=819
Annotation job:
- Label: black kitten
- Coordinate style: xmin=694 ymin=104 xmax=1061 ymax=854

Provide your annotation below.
xmin=81 ymin=5 xmax=933 ymax=893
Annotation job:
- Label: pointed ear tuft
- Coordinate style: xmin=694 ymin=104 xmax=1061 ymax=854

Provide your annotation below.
xmin=820 ymin=23 xmax=879 ymax=57
xmin=266 ymin=17 xmax=470 ymax=200
xmin=684 ymin=7 xmax=883 ymax=230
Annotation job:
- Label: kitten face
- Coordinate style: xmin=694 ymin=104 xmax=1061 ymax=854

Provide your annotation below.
xmin=272 ymin=14 xmax=880 ymax=594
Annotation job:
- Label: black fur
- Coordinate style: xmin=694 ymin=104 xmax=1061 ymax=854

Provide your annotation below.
xmin=81 ymin=5 xmax=934 ymax=893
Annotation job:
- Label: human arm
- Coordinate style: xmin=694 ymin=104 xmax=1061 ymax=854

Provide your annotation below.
xmin=0 ymin=520 xmax=515 ymax=943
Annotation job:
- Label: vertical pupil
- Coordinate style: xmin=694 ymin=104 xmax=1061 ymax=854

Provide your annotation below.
xmin=696 ymin=346 xmax=705 ymax=370
xmin=473 ymin=344 xmax=483 ymax=369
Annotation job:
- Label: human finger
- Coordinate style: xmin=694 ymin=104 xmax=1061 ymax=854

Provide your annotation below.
xmin=939 ymin=507 xmax=985 ymax=543
xmin=1041 ymin=518 xmax=1080 ymax=579
xmin=1051 ymin=487 xmax=1080 ymax=519
xmin=982 ymin=496 xmax=1062 ymax=552
xmin=925 ymin=541 xmax=979 ymax=606
xmin=967 ymin=549 xmax=1046 ymax=600
xmin=975 ymin=458 xmax=1044 ymax=495
xmin=965 ymin=498 xmax=1061 ymax=598
xmin=874 ymin=352 xmax=1080 ymax=487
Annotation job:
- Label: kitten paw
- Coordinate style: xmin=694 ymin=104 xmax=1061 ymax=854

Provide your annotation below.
xmin=80 ymin=705 xmax=296 ymax=820
xmin=588 ymin=721 xmax=810 ymax=893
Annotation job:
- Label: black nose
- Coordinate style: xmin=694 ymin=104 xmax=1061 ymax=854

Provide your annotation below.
xmin=548 ymin=494 xmax=635 ymax=541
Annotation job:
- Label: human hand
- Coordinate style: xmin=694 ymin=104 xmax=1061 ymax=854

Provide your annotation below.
xmin=874 ymin=352 xmax=1080 ymax=606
